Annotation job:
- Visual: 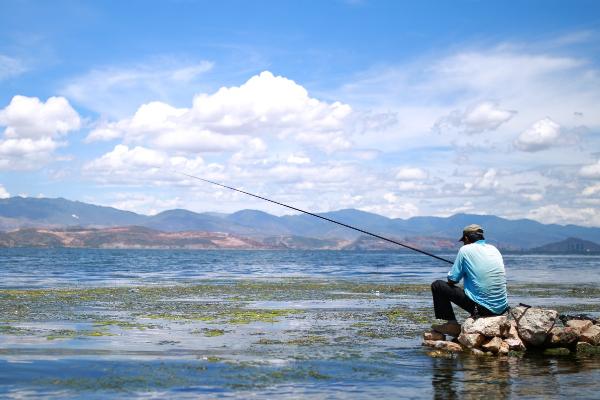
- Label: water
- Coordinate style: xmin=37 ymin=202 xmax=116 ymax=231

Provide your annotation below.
xmin=1 ymin=249 xmax=599 ymax=399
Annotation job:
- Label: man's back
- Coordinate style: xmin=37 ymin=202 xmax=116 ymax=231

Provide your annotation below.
xmin=448 ymin=240 xmax=508 ymax=314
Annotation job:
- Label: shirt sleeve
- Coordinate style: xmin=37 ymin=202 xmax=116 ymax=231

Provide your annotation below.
xmin=447 ymin=250 xmax=464 ymax=283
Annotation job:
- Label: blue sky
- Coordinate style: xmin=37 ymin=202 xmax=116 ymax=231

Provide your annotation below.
xmin=1 ymin=0 xmax=600 ymax=226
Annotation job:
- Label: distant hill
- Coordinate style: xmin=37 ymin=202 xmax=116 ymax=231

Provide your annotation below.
xmin=0 ymin=226 xmax=273 ymax=250
xmin=530 ymin=237 xmax=600 ymax=254
xmin=2 ymin=196 xmax=600 ymax=250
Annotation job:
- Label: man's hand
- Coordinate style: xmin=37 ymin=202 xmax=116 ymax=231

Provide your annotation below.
xmin=447 ymin=279 xmax=458 ymax=286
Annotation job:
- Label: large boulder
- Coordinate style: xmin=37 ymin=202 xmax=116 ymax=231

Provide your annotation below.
xmin=509 ymin=306 xmax=558 ymax=347
xmin=461 ymin=316 xmax=511 ymax=337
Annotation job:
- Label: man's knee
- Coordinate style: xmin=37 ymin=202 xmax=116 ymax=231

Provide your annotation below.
xmin=431 ymin=279 xmax=446 ymax=293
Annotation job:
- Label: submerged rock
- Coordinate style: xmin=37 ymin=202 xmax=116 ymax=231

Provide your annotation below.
xmin=510 ymin=306 xmax=558 ymax=347
xmin=543 ymin=347 xmax=571 ymax=356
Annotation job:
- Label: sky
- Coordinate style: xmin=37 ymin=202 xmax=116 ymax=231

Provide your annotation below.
xmin=1 ymin=0 xmax=600 ymax=226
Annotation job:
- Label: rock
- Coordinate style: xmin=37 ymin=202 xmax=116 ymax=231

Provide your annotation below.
xmin=510 ymin=306 xmax=558 ymax=347
xmin=422 ymin=339 xmax=462 ymax=352
xmin=505 ymin=337 xmax=526 ymax=351
xmin=470 ymin=348 xmax=485 ymax=356
xmin=462 ymin=316 xmax=511 ymax=337
xmin=458 ymin=332 xmax=485 ymax=349
xmin=580 ymin=324 xmax=600 ymax=346
xmin=423 ymin=331 xmax=445 ymax=341
xmin=575 ymin=341 xmax=600 ymax=354
xmin=543 ymin=347 xmax=571 ymax=356
xmin=566 ymin=319 xmax=593 ymax=333
xmin=507 ymin=322 xmax=520 ymax=340
xmin=482 ymin=336 xmax=503 ymax=353
xmin=498 ymin=340 xmax=509 ymax=355
xmin=549 ymin=326 xmax=580 ymax=346
xmin=435 ymin=341 xmax=463 ymax=353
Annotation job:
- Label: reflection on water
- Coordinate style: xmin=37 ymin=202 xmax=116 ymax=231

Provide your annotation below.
xmin=432 ymin=353 xmax=600 ymax=399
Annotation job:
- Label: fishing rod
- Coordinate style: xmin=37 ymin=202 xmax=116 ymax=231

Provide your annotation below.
xmin=179 ymin=172 xmax=454 ymax=265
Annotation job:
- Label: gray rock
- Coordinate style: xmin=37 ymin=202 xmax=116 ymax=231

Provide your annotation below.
xmin=461 ymin=316 xmax=511 ymax=337
xmin=509 ymin=306 xmax=558 ymax=347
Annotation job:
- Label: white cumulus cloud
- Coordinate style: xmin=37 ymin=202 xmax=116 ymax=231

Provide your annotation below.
xmin=87 ymin=71 xmax=353 ymax=154
xmin=0 ymin=95 xmax=80 ymax=139
xmin=433 ymin=101 xmax=516 ymax=135
xmin=514 ymin=118 xmax=561 ymax=152
xmin=580 ymin=160 xmax=600 ymax=179
xmin=0 ymin=183 xmax=10 ymax=198
xmin=0 ymin=96 xmax=80 ymax=170
xmin=396 ymin=167 xmax=428 ymax=181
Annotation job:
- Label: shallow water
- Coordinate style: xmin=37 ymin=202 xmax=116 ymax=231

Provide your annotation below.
xmin=1 ymin=249 xmax=599 ymax=398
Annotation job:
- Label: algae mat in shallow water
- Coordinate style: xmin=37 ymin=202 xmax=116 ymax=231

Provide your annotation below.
xmin=1 ymin=279 xmax=600 ymax=399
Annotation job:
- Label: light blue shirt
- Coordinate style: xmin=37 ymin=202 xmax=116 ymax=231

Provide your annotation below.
xmin=448 ymin=240 xmax=508 ymax=315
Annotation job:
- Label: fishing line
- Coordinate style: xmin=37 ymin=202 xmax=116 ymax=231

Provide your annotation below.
xmin=178 ymin=172 xmax=454 ymax=265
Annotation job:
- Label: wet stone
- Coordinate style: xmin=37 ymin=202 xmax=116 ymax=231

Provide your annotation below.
xmin=543 ymin=347 xmax=571 ymax=356
xmin=423 ymin=331 xmax=445 ymax=341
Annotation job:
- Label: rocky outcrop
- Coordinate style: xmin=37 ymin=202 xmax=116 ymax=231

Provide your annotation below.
xmin=423 ymin=308 xmax=600 ymax=356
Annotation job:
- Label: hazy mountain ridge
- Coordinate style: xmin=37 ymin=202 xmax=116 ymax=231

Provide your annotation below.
xmin=2 ymin=196 xmax=600 ymax=250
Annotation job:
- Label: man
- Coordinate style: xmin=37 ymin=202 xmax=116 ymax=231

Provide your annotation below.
xmin=430 ymin=224 xmax=508 ymax=337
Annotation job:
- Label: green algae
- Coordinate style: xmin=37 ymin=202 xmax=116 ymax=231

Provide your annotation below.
xmin=287 ymin=335 xmax=329 ymax=346
xmin=224 ymin=309 xmax=301 ymax=324
xmin=202 ymin=328 xmax=226 ymax=337
xmin=0 ymin=324 xmax=36 ymax=335
xmin=381 ymin=307 xmax=431 ymax=324
xmin=46 ymin=329 xmax=115 ymax=340
xmin=93 ymin=320 xmax=157 ymax=330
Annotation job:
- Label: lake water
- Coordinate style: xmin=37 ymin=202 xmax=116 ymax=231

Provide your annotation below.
xmin=1 ymin=249 xmax=599 ymax=399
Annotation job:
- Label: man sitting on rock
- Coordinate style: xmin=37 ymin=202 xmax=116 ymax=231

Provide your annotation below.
xmin=431 ymin=224 xmax=509 ymax=337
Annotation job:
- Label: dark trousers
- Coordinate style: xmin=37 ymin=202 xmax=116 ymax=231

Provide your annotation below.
xmin=431 ymin=280 xmax=496 ymax=321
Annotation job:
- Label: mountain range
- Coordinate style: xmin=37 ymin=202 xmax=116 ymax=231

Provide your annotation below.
xmin=2 ymin=196 xmax=600 ymax=250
